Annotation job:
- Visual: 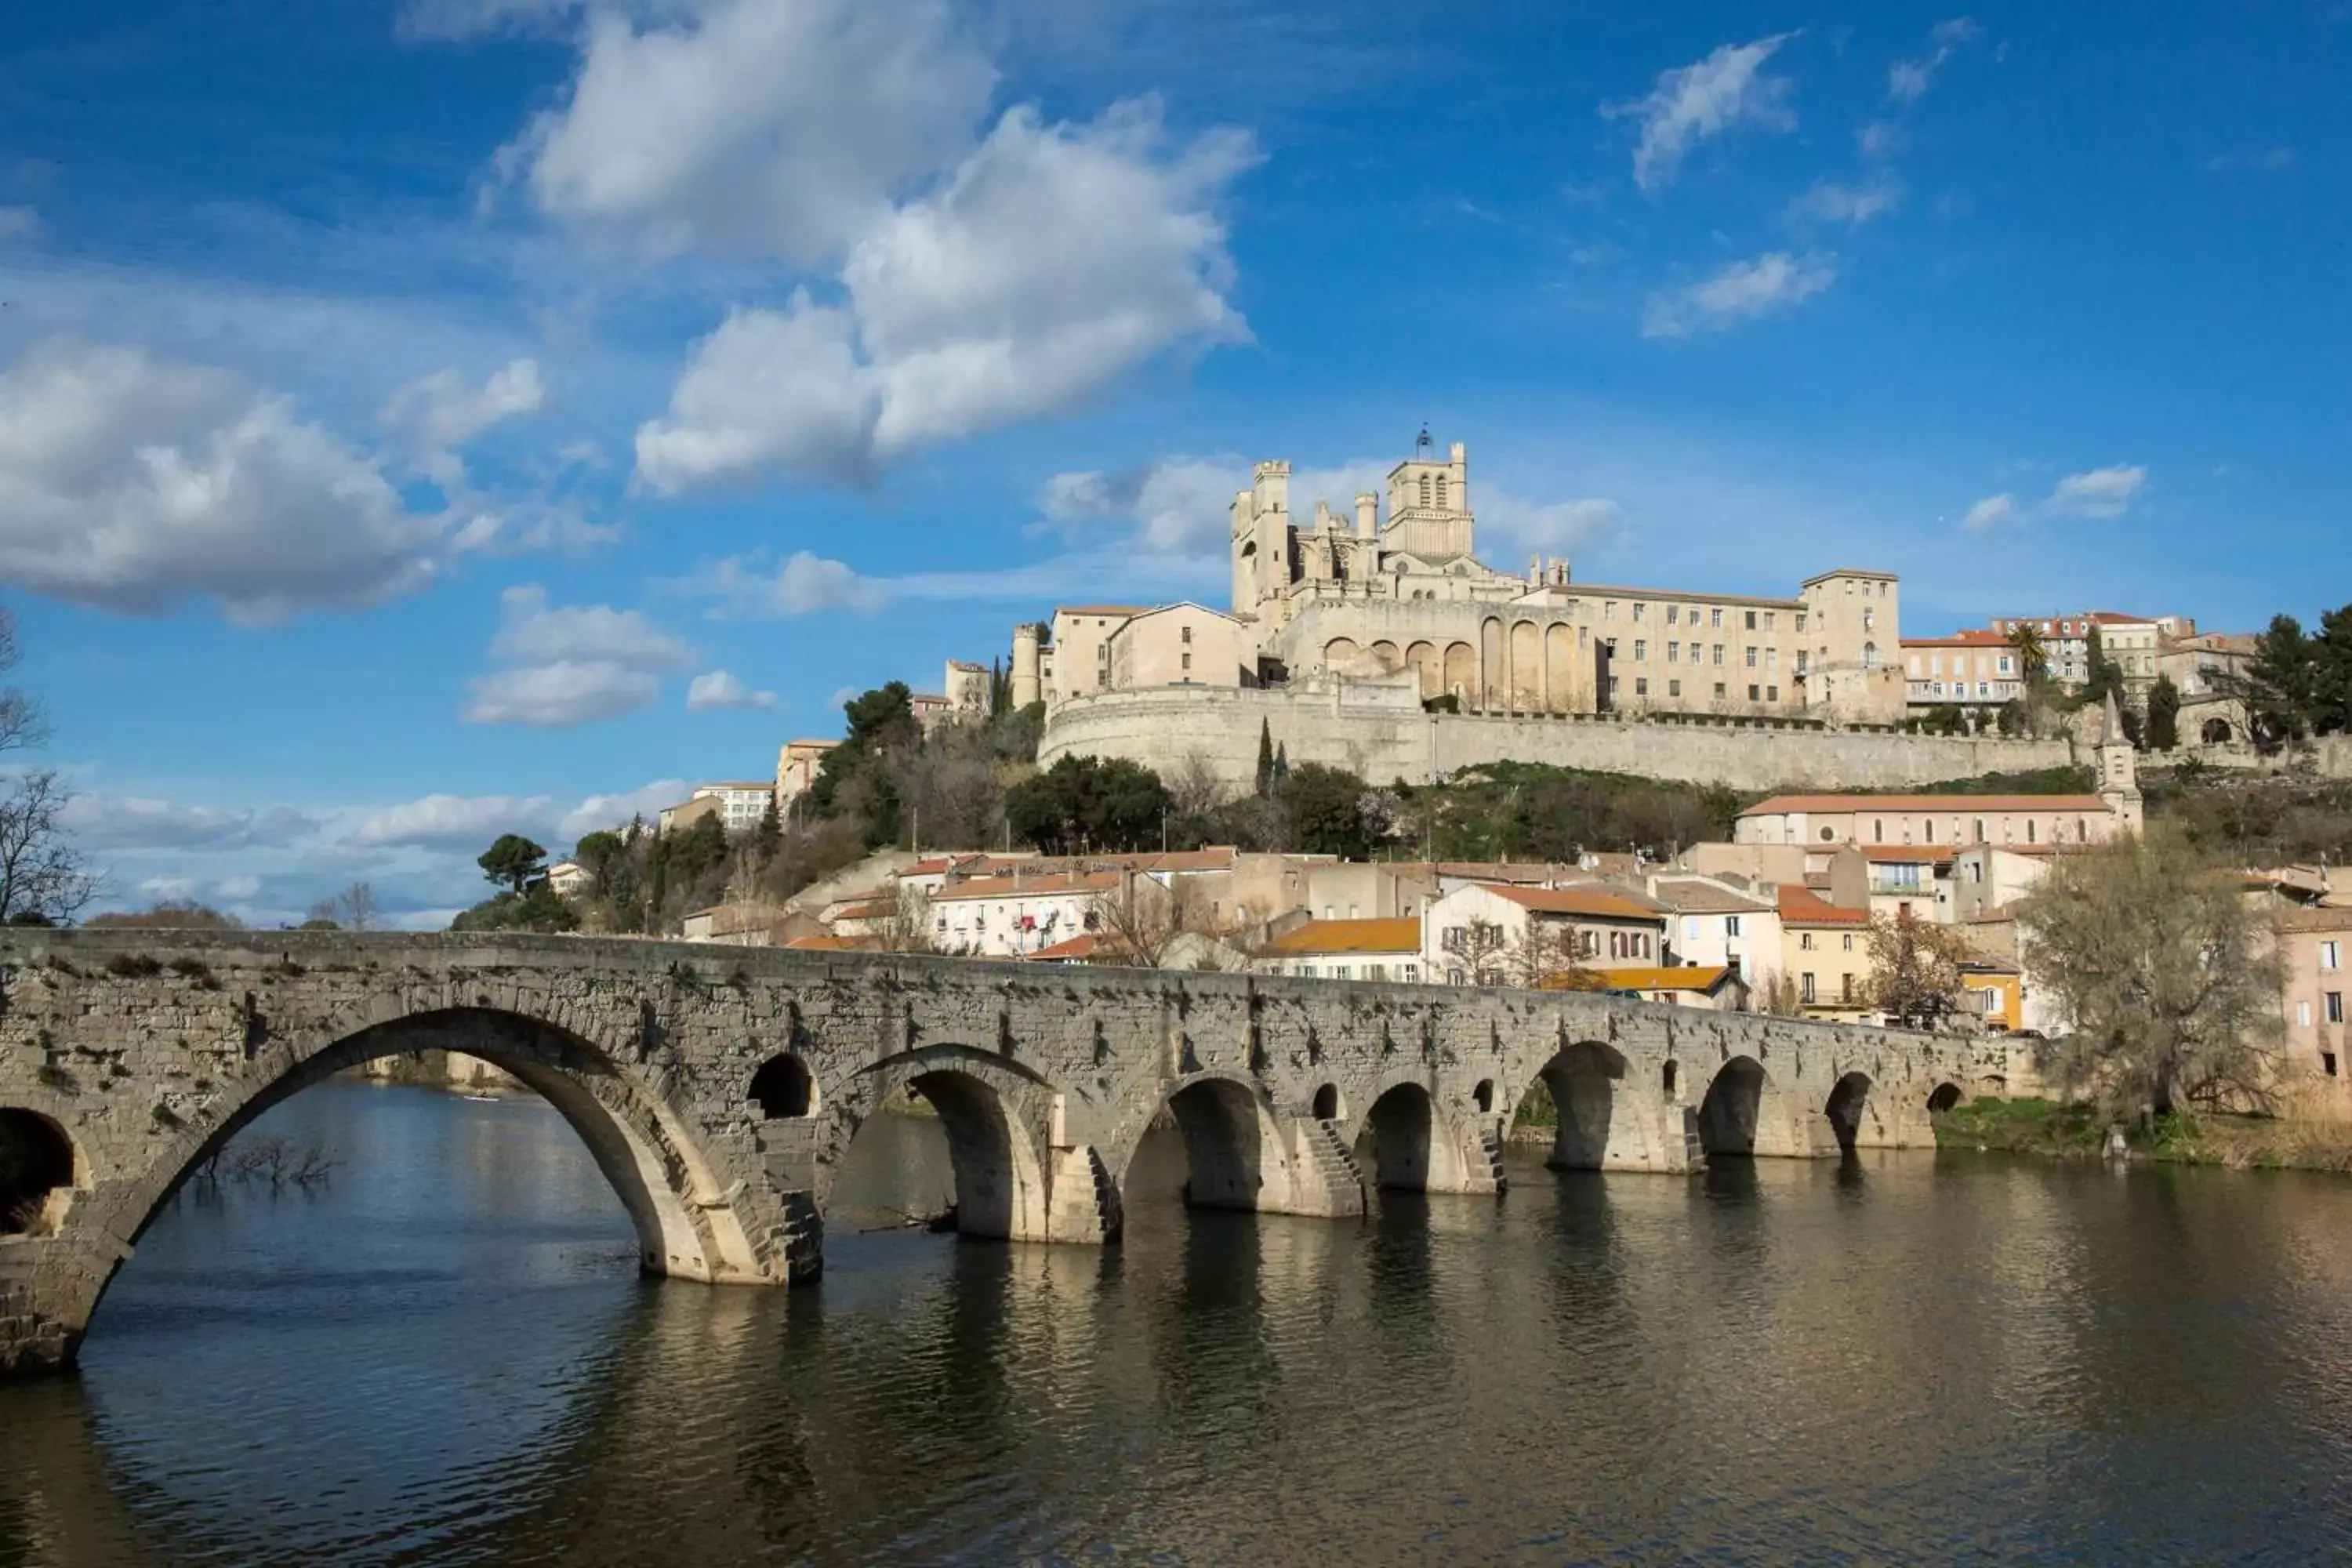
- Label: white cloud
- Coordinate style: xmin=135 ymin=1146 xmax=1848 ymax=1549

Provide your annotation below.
xmin=827 ymin=685 xmax=859 ymax=710
xmin=489 ymin=583 xmax=693 ymax=670
xmin=137 ymin=875 xmax=197 ymax=902
xmin=463 ymin=586 xmax=689 ymax=728
xmin=556 ymin=779 xmax=690 ymax=841
xmin=350 ymin=791 xmax=556 ymax=849
xmin=463 ymin=662 xmax=661 ymax=727
xmin=772 ymin=550 xmax=891 ymax=615
xmin=635 ymin=101 xmax=1254 ymax=490
xmin=1482 ymin=493 xmax=1621 ymax=554
xmin=214 ymin=873 xmax=262 ymax=900
xmin=399 ymin=0 xmax=577 ymax=39
xmin=2203 ymin=146 xmax=2297 ymax=175
xmin=1888 ymin=17 xmax=1980 ymax=104
xmin=59 ymin=793 xmax=318 ymax=851
xmin=1789 ymin=174 xmax=1903 ymax=227
xmin=1958 ymin=466 xmax=2146 ymax=530
xmin=506 ymin=0 xmax=996 ymax=269
xmin=1609 ymin=34 xmax=1798 ymax=193
xmin=1961 ymin=493 xmax=2017 ymax=532
xmin=1039 ymin=457 xmax=1247 ymax=554
xmin=686 ymin=669 xmax=777 ymax=711
xmin=381 ymin=358 xmax=546 ymax=465
xmin=2046 ymin=464 xmax=2147 ymax=519
xmin=1858 ymin=120 xmax=1902 ymax=161
xmin=0 ymin=206 xmax=38 ymax=242
xmin=1642 ymin=251 xmax=1838 ymax=339
xmin=0 ymin=338 xmax=448 ymax=622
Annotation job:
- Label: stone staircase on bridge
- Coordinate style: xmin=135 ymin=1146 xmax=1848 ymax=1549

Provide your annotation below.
xmin=1304 ymin=1118 xmax=1367 ymax=1209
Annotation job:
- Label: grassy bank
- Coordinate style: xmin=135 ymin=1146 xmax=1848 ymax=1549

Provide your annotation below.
xmin=1934 ymin=1097 xmax=2352 ymax=1173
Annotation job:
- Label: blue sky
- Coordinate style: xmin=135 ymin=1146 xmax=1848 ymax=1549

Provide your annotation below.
xmin=4 ymin=0 xmax=2347 ymax=924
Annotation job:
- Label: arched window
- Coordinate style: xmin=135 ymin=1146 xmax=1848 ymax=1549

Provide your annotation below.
xmin=1473 ymin=1079 xmax=1495 ymax=1115
xmin=1418 ymin=474 xmax=1432 ymax=507
xmin=1435 ymin=474 xmax=1450 ymax=510
xmin=749 ymin=1054 xmax=815 ymax=1119
xmin=1312 ymin=1083 xmax=1342 ymax=1120
xmin=1862 ymin=641 xmax=1879 ymax=669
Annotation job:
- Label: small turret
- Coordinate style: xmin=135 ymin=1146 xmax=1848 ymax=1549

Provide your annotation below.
xmin=1355 ymin=492 xmax=1377 ymax=539
xmin=1011 ymin=622 xmax=1042 ymax=709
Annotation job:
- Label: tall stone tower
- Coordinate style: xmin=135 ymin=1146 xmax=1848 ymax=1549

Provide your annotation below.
xmin=1382 ymin=436 xmax=1474 ymax=562
xmin=1011 ymin=622 xmax=1042 ymax=709
xmin=1229 ymin=460 xmax=1292 ymax=618
xmin=2097 ymin=690 xmax=2143 ymax=832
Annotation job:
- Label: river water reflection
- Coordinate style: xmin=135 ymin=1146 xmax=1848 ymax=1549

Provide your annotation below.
xmin=6 ymin=1080 xmax=2352 ymax=1564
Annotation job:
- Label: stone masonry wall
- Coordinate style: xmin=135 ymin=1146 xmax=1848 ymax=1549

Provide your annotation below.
xmin=1038 ymin=684 xmax=2079 ymax=793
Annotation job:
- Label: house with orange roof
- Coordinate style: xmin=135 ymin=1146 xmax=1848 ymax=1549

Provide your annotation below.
xmin=1254 ymin=917 xmax=1425 ymax=983
xmin=1900 ymin=629 xmax=2027 ymax=711
xmin=1647 ymin=873 xmax=1780 ymax=987
xmin=1423 ymin=881 xmax=1668 ymax=987
xmin=1737 ymin=786 xmax=2129 ymax=862
xmin=926 ymin=869 xmax=1135 ymax=958
xmin=1775 ymin=885 xmax=1875 ymax=1018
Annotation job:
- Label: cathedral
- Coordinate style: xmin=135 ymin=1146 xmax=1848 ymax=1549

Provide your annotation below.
xmin=1013 ymin=434 xmax=1907 ymax=731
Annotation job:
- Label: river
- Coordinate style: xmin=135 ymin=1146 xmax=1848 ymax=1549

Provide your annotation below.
xmin=5 ymin=1079 xmax=2352 ymax=1565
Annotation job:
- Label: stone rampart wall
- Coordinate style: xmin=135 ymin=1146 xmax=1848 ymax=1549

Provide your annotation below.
xmin=1039 ymin=684 xmax=2080 ymax=792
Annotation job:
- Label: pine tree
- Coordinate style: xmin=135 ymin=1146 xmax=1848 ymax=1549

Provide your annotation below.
xmin=1255 ymin=719 xmax=1276 ymax=797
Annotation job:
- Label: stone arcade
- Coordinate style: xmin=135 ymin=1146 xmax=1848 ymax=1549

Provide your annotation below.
xmin=0 ymin=931 xmax=2005 ymax=1376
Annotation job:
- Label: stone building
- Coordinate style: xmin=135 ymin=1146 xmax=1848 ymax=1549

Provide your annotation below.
xmin=1011 ymin=434 xmax=1907 ymax=731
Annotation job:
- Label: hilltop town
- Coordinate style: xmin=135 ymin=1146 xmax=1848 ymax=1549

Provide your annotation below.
xmin=427 ymin=431 xmax=2352 ymax=1126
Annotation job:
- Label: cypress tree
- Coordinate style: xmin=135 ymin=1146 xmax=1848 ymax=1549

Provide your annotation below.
xmin=1255 ymin=719 xmax=1276 ymax=797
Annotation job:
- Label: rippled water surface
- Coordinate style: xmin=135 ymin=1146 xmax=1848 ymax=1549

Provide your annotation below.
xmin=8 ymin=1080 xmax=2352 ymax=1565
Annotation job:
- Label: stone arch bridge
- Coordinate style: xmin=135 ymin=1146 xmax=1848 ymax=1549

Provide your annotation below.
xmin=0 ymin=931 xmax=2010 ymax=1377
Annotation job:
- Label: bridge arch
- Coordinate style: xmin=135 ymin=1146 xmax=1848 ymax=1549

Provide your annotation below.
xmin=41 ymin=1002 xmax=772 ymax=1364
xmin=844 ymin=1046 xmax=1061 ymax=1243
xmin=1824 ymin=1071 xmax=1875 ymax=1154
xmin=1144 ymin=1074 xmax=1283 ymax=1211
xmin=1697 ymin=1054 xmax=1806 ymax=1159
xmin=1926 ymin=1082 xmax=1965 ymax=1114
xmin=749 ymin=1053 xmax=817 ymax=1119
xmin=1359 ymin=1081 xmax=1479 ymax=1192
xmin=1515 ymin=1040 xmax=1666 ymax=1171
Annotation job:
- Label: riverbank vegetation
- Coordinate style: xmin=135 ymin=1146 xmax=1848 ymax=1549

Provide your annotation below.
xmin=1933 ymin=1098 xmax=2352 ymax=1173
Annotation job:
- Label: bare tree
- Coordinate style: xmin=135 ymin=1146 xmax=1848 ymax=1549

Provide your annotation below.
xmin=1757 ymin=971 xmax=1805 ymax=1017
xmin=2015 ymin=826 xmax=2285 ymax=1119
xmin=1864 ymin=911 xmax=1973 ymax=1028
xmin=1498 ymin=919 xmax=1586 ymax=989
xmin=1088 ymin=874 xmax=1214 ymax=967
xmin=336 ymin=884 xmax=381 ymax=931
xmin=1163 ymin=749 xmax=1227 ymax=822
xmin=0 ymin=611 xmax=97 ymax=925
xmin=872 ymin=887 xmax=936 ymax=953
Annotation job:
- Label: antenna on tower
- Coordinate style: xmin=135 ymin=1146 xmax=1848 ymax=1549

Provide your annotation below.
xmin=1415 ymin=423 xmax=1432 ymax=454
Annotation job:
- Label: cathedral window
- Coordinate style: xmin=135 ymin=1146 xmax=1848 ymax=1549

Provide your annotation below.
xmin=1418 ymin=474 xmax=1432 ymax=506
xmin=1435 ymin=475 xmax=1450 ymax=508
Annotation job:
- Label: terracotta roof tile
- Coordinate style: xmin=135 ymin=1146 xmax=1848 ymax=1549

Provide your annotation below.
xmin=1258 ymin=917 xmax=1421 ymax=956
xmin=1777 ymin=885 xmax=1870 ymax=926
xmin=1474 ymin=884 xmax=1666 ymax=920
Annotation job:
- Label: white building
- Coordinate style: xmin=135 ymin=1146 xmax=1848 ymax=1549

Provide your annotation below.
xmin=691 ymin=781 xmax=775 ymax=833
xmin=1646 ymin=875 xmax=1780 ymax=985
xmin=1900 ymin=631 xmax=2025 ymax=710
xmin=1422 ymin=882 xmax=1668 ymax=987
xmin=927 ymin=870 xmax=1128 ymax=958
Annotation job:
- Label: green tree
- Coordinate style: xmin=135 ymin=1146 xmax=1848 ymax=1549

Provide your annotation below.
xmin=574 ymin=829 xmax=626 ymax=888
xmin=2146 ymin=674 xmax=2181 ymax=750
xmin=2014 ymin=825 xmax=2284 ymax=1119
xmin=1004 ymin=755 xmax=1171 ymax=855
xmin=750 ymin=795 xmax=782 ymax=862
xmin=2227 ymin=613 xmax=2318 ymax=748
xmin=478 ymin=833 xmax=548 ymax=895
xmin=1281 ymin=763 xmax=1377 ymax=858
xmin=1254 ymin=720 xmax=1276 ymax=797
xmin=2082 ymin=625 xmax=2125 ymax=706
xmin=2007 ymin=622 xmax=2049 ymax=681
xmin=817 ymin=684 xmax=924 ymax=848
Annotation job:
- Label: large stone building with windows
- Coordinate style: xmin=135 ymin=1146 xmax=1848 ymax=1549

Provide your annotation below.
xmin=1012 ymin=436 xmax=1907 ymax=728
